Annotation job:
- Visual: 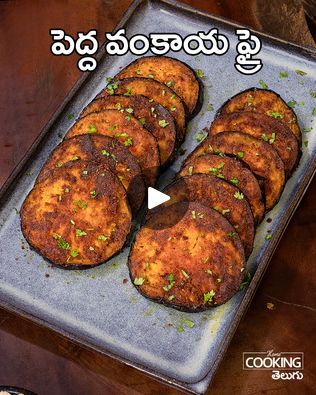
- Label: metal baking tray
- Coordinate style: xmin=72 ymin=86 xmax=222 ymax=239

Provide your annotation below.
xmin=1 ymin=0 xmax=315 ymax=393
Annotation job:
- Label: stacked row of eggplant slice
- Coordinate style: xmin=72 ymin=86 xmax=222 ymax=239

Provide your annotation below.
xmin=20 ymin=56 xmax=202 ymax=268
xmin=129 ymin=88 xmax=301 ymax=312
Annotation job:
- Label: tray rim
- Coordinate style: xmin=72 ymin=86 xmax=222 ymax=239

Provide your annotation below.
xmin=1 ymin=0 xmax=316 ymax=393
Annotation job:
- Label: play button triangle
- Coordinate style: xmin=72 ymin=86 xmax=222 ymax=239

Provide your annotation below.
xmin=147 ymin=187 xmax=170 ymax=209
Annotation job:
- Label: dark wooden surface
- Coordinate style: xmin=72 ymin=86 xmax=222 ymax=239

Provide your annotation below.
xmin=0 ymin=1 xmax=315 ymax=394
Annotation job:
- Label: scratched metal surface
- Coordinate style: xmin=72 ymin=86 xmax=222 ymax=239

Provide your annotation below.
xmin=0 ymin=0 xmax=316 ymax=393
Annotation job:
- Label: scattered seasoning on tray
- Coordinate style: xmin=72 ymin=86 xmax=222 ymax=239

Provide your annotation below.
xmin=312 ymin=108 xmax=316 ymax=116
xmin=266 ymin=302 xmax=275 ymax=310
xmin=265 ymin=233 xmax=272 ymax=240
xmin=310 ymin=91 xmax=316 ymax=98
xmin=303 ymin=127 xmax=312 ymax=133
xmin=304 ymin=141 xmax=309 ymax=147
xmin=259 ymin=79 xmax=268 ymax=89
xmin=295 ymin=69 xmax=307 ymax=76
xmin=279 ymin=71 xmax=288 ymax=78
xmin=287 ymin=99 xmax=297 ymax=108
xmin=195 ymin=130 xmax=206 ymax=142
xmin=239 ymin=272 xmax=251 ymax=290
xmin=180 ymin=318 xmax=195 ymax=328
xmin=195 ymin=69 xmax=205 ymax=78
xmin=207 ymin=103 xmax=214 ymax=112
xmin=67 ymin=113 xmax=74 ymax=120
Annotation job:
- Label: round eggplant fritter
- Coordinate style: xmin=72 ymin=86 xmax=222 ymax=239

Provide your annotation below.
xmin=115 ymin=56 xmax=201 ymax=115
xmin=210 ymin=111 xmax=300 ymax=177
xmin=190 ymin=132 xmax=285 ymax=210
xmin=99 ymin=77 xmax=187 ymax=142
xmin=21 ymin=161 xmax=132 ymax=267
xmin=129 ymin=201 xmax=246 ymax=311
xmin=219 ymin=88 xmax=301 ymax=142
xmin=37 ymin=134 xmax=145 ymax=214
xmin=80 ymin=95 xmax=177 ymax=166
xmin=155 ymin=174 xmax=254 ymax=258
xmin=180 ymin=154 xmax=265 ymax=224
xmin=65 ymin=109 xmax=160 ymax=187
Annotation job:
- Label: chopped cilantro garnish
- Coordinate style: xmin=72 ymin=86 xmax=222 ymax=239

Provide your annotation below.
xmin=188 ymin=166 xmax=193 ymax=176
xmin=196 ymin=69 xmax=205 ymax=78
xmin=125 ymin=107 xmax=133 ymax=114
xmin=73 ymin=200 xmax=87 ymax=209
xmin=90 ymin=190 xmax=97 ymax=198
xmin=76 ymin=229 xmax=87 ymax=237
xmin=101 ymin=149 xmax=110 ymax=156
xmin=170 ymin=93 xmax=176 ymax=100
xmin=125 ymin=115 xmax=131 ymax=121
xmin=124 ymin=137 xmax=133 ymax=147
xmin=230 ymin=177 xmax=239 ymax=186
xmin=106 ymin=76 xmax=113 ymax=82
xmin=228 ymin=231 xmax=236 ymax=237
xmin=124 ymin=88 xmax=132 ymax=97
xmin=269 ymin=133 xmax=276 ymax=144
xmin=239 ymin=272 xmax=251 ymax=290
xmin=165 ymin=80 xmax=175 ymax=87
xmin=67 ymin=113 xmax=74 ymax=120
xmin=295 ymin=70 xmax=307 ymax=76
xmin=207 ymin=103 xmax=214 ymax=112
xmin=259 ymin=79 xmax=268 ymax=89
xmin=159 ymin=119 xmax=169 ymax=128
xmin=177 ymin=326 xmax=184 ymax=333
xmin=134 ymin=277 xmax=145 ymax=285
xmin=310 ymin=91 xmax=316 ymax=98
xmin=58 ymin=237 xmax=70 ymax=250
xmin=180 ymin=318 xmax=195 ymax=328
xmin=82 ymin=170 xmax=88 ymax=176
xmin=106 ymin=82 xmax=118 ymax=95
xmin=203 ymin=290 xmax=215 ymax=303
xmin=163 ymin=273 xmax=175 ymax=291
xmin=98 ymin=235 xmax=108 ymax=241
xmin=268 ymin=111 xmax=283 ymax=119
xmin=303 ymin=127 xmax=312 ymax=132
xmin=279 ymin=71 xmax=288 ymax=78
xmin=234 ymin=191 xmax=244 ymax=199
xmin=287 ymin=99 xmax=297 ymax=108
xmin=236 ymin=151 xmax=244 ymax=159
xmin=265 ymin=233 xmax=272 ymax=240
xmin=195 ymin=131 xmax=206 ymax=142
xmin=139 ymin=117 xmax=146 ymax=125
xmin=115 ymin=132 xmax=128 ymax=138
xmin=261 ymin=133 xmax=268 ymax=141
xmin=87 ymin=124 xmax=97 ymax=134
xmin=109 ymin=124 xmax=117 ymax=132
xmin=70 ymin=249 xmax=79 ymax=257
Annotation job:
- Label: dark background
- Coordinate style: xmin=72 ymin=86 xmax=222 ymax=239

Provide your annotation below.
xmin=0 ymin=1 xmax=315 ymax=394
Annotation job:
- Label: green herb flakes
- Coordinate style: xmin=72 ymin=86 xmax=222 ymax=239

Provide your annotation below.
xmin=180 ymin=318 xmax=195 ymax=328
xmin=177 ymin=326 xmax=184 ymax=333
xmin=55 ymin=161 xmax=63 ymax=168
xmin=124 ymin=137 xmax=133 ymax=147
xmin=239 ymin=272 xmax=251 ymax=290
xmin=312 ymin=108 xmax=316 ymax=116
xmin=228 ymin=231 xmax=236 ymax=237
xmin=191 ymin=210 xmax=196 ymax=219
xmin=203 ymin=290 xmax=215 ymax=303
xmin=287 ymin=99 xmax=297 ymax=108
xmin=195 ymin=131 xmax=206 ymax=142
xmin=73 ymin=200 xmax=87 ymax=209
xmin=230 ymin=177 xmax=239 ymax=186
xmin=303 ymin=127 xmax=312 ymax=132
xmin=67 ymin=113 xmax=74 ymax=120
xmin=159 ymin=119 xmax=169 ymax=128
xmin=70 ymin=249 xmax=79 ymax=257
xmin=106 ymin=76 xmax=113 ymax=82
xmin=310 ymin=91 xmax=316 ymax=98
xmin=236 ymin=151 xmax=244 ymax=159
xmin=268 ymin=111 xmax=283 ymax=119
xmin=234 ymin=191 xmax=244 ymax=199
xmin=139 ymin=117 xmax=146 ymax=125
xmin=101 ymin=149 xmax=110 ymax=156
xmin=259 ymin=80 xmax=268 ymax=89
xmin=265 ymin=233 xmax=272 ymax=240
xmin=124 ymin=88 xmax=132 ymax=97
xmin=196 ymin=69 xmax=205 ymax=78
xmin=207 ymin=103 xmax=214 ymax=112
xmin=188 ymin=166 xmax=193 ymax=176
xmin=57 ymin=237 xmax=70 ymax=250
xmin=279 ymin=71 xmax=288 ymax=78
xmin=181 ymin=269 xmax=190 ymax=279
xmin=87 ymin=124 xmax=97 ymax=134
xmin=134 ymin=277 xmax=145 ymax=286
xmin=90 ymin=190 xmax=96 ymax=198
xmin=295 ymin=70 xmax=307 ymax=76
xmin=98 ymin=235 xmax=108 ymax=241
xmin=76 ymin=229 xmax=87 ymax=237
xmin=165 ymin=79 xmax=175 ymax=87
xmin=106 ymin=82 xmax=118 ymax=95
xmin=304 ymin=141 xmax=309 ymax=147
xmin=147 ymin=73 xmax=155 ymax=78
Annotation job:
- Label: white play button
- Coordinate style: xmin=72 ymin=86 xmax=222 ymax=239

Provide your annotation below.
xmin=147 ymin=187 xmax=170 ymax=209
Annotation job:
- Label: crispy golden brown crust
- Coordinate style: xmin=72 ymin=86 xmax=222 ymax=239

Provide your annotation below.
xmin=219 ymin=88 xmax=301 ymax=142
xmin=190 ymin=132 xmax=285 ymax=210
xmin=21 ymin=161 xmax=132 ymax=267
xmin=65 ymin=110 xmax=160 ymax=187
xmin=115 ymin=56 xmax=200 ymax=115
xmin=37 ymin=134 xmax=145 ymax=214
xmin=155 ymin=174 xmax=254 ymax=257
xmin=98 ymin=77 xmax=187 ymax=142
xmin=129 ymin=201 xmax=245 ymax=311
xmin=210 ymin=111 xmax=300 ymax=177
xmin=80 ymin=95 xmax=176 ymax=166
xmin=180 ymin=154 xmax=265 ymax=224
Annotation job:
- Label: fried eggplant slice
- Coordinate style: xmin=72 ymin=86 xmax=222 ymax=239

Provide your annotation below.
xmin=129 ymin=201 xmax=245 ymax=311
xmin=154 ymin=174 xmax=254 ymax=257
xmin=37 ymin=134 xmax=145 ymax=214
xmin=115 ymin=56 xmax=201 ymax=115
xmin=21 ymin=161 xmax=132 ymax=267
xmin=65 ymin=110 xmax=160 ymax=187
xmin=210 ymin=112 xmax=300 ymax=176
xmin=180 ymin=154 xmax=264 ymax=224
xmin=190 ymin=132 xmax=285 ymax=210
xmin=99 ymin=77 xmax=187 ymax=142
xmin=80 ymin=95 xmax=176 ymax=166
xmin=219 ymin=88 xmax=301 ymax=142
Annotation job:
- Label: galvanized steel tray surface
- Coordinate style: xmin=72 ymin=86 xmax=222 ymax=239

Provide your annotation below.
xmin=1 ymin=0 xmax=316 ymax=393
